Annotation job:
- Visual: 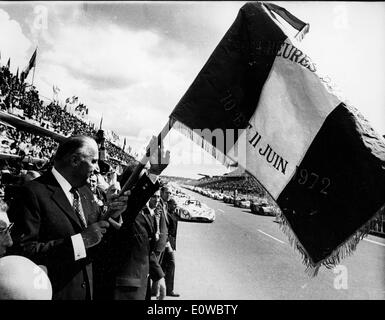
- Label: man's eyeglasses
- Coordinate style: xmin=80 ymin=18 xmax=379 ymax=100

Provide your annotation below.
xmin=0 ymin=222 xmax=13 ymax=235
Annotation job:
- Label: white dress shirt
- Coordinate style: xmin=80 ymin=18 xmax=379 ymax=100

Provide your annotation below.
xmin=51 ymin=167 xmax=87 ymax=261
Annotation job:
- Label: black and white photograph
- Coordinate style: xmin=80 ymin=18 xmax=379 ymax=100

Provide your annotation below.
xmin=0 ymin=0 xmax=384 ymax=310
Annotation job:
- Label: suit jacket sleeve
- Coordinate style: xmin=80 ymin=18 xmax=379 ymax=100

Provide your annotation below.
xmin=121 ymin=171 xmax=160 ymax=224
xmin=149 ymin=251 xmax=165 ymax=281
xmin=10 ymin=186 xmax=88 ymax=267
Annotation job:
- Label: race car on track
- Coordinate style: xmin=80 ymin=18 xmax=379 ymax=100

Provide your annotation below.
xmin=175 ymin=199 xmax=215 ymax=223
xmin=250 ymin=199 xmax=278 ymax=216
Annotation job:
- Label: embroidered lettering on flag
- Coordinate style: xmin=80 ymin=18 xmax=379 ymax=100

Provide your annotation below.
xmin=169 ymin=1 xmax=385 ymax=274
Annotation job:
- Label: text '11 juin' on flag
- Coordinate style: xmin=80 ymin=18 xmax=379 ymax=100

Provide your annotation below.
xmin=167 ymin=1 xmax=385 ymax=275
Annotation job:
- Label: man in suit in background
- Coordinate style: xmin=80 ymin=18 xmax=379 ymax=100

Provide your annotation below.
xmin=162 ymin=197 xmax=180 ymax=297
xmin=92 ymin=140 xmax=171 ymax=300
xmin=112 ymin=189 xmax=166 ymax=300
xmin=154 ymin=185 xmax=170 ymax=259
xmin=9 ymin=135 xmax=128 ymax=300
xmin=151 ymin=184 xmax=170 ymax=295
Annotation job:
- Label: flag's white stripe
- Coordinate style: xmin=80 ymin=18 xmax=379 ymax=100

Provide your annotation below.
xmin=229 ymin=39 xmax=341 ymax=199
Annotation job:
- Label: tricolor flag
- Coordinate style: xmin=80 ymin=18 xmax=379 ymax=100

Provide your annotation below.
xmin=169 ymin=2 xmax=385 ymax=274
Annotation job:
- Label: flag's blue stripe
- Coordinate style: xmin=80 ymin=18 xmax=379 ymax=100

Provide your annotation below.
xmin=277 ymin=103 xmax=385 ymax=263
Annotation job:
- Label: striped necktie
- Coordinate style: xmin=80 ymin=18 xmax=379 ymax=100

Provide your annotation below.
xmin=70 ymin=187 xmax=87 ymax=228
xmin=163 ymin=202 xmax=169 ymax=224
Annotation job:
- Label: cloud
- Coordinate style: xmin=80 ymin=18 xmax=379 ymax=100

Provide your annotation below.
xmin=34 ymin=14 xmax=203 ymax=140
xmin=65 ymin=64 xmax=135 ymax=90
xmin=79 ymin=2 xmax=245 ymax=53
xmin=0 ymin=9 xmax=32 ymax=72
xmin=1 ymin=2 xmax=242 ymax=150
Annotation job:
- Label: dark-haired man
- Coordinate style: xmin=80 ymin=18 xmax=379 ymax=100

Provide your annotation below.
xmin=9 ymin=135 xmax=128 ymax=300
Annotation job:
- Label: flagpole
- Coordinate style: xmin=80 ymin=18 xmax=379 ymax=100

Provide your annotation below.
xmin=118 ymin=118 xmax=174 ymax=195
xmin=31 ymin=46 xmax=38 ymax=86
xmin=31 ymin=64 xmax=36 ymax=86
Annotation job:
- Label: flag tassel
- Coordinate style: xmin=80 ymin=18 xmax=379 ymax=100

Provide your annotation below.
xmin=275 ymin=203 xmax=385 ymax=277
xmin=174 ymin=117 xmax=385 ymax=277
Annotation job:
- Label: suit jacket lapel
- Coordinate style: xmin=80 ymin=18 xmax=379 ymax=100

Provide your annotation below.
xmin=142 ymin=208 xmax=155 ymax=234
xmin=161 ymin=199 xmax=169 ymax=224
xmin=45 ymin=172 xmax=85 ymax=230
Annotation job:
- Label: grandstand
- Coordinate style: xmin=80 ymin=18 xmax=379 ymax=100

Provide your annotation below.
xmin=0 ymin=58 xmax=141 ymax=207
xmin=0 ymin=62 xmax=135 ymax=168
xmin=193 ymin=167 xmax=266 ymax=197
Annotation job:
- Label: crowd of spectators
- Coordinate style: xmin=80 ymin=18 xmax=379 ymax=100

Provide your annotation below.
xmin=0 ymin=63 xmax=133 ymax=166
xmin=0 ymin=65 xmax=29 ymax=114
xmin=0 ymin=61 xmax=140 ymax=217
xmin=196 ymin=174 xmax=266 ymax=196
xmin=0 ymin=124 xmax=57 ymax=161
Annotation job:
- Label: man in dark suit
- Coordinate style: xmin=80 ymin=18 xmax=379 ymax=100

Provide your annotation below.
xmin=112 ymin=189 xmax=166 ymax=300
xmin=9 ymin=136 xmax=128 ymax=300
xmin=91 ymin=137 xmax=171 ymax=300
xmin=152 ymin=184 xmax=179 ymax=297
xmin=161 ymin=197 xmax=180 ymax=297
xmin=154 ymin=185 xmax=170 ymax=259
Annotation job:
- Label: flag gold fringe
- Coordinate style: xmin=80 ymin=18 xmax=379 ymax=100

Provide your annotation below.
xmin=275 ymin=203 xmax=385 ymax=276
xmin=171 ymin=117 xmax=385 ymax=277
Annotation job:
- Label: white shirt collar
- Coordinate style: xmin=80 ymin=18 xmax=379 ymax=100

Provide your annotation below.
xmin=51 ymin=167 xmax=74 ymax=204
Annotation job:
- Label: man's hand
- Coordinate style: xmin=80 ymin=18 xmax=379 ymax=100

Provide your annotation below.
xmin=105 ymin=190 xmax=130 ymax=219
xmin=165 ymin=241 xmax=173 ymax=253
xmin=81 ymin=221 xmax=110 ymax=249
xmin=166 ymin=246 xmax=174 ymax=254
xmin=156 ymin=277 xmax=166 ymax=300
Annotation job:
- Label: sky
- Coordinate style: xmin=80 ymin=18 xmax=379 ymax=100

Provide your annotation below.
xmin=0 ymin=1 xmax=384 ymax=179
